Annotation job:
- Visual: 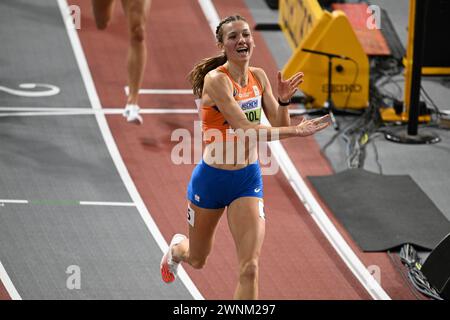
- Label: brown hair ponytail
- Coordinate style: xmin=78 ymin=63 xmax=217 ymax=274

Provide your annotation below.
xmin=188 ymin=14 xmax=247 ymax=98
xmin=189 ymin=54 xmax=227 ymax=98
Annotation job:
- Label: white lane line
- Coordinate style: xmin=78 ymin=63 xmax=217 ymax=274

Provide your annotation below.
xmin=197 ymin=0 xmax=221 ymax=36
xmin=58 ymin=0 xmax=203 ymax=300
xmin=0 ymin=108 xmax=198 ymax=118
xmin=1 ymin=199 xmax=133 ymax=206
xmin=79 ymin=201 xmax=135 ymax=207
xmin=124 ymin=87 xmax=193 ymax=95
xmin=0 ymin=107 xmax=306 ymax=116
xmin=0 ymin=111 xmax=97 ymax=117
xmin=0 ymin=261 xmax=21 ymax=300
xmin=0 ymin=196 xmax=24 ymax=299
xmin=198 ymin=0 xmax=390 ymax=300
xmin=0 ymin=107 xmax=86 ymax=111
xmin=0 ymin=199 xmax=29 ymax=204
xmin=0 ymin=107 xmax=196 ymax=113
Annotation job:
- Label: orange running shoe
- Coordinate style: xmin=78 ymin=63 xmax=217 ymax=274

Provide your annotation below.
xmin=160 ymin=234 xmax=187 ymax=283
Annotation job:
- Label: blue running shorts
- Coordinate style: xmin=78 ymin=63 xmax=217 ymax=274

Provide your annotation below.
xmin=187 ymin=159 xmax=263 ymax=209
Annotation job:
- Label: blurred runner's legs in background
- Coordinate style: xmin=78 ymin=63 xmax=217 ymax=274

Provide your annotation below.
xmin=92 ymin=0 xmax=151 ymax=124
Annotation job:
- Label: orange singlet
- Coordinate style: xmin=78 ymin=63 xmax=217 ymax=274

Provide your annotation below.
xmin=201 ymin=65 xmax=264 ymax=143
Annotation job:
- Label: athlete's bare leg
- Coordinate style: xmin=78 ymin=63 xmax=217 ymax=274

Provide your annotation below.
xmin=92 ymin=0 xmax=150 ymax=123
xmin=227 ymin=197 xmax=265 ymax=300
xmin=172 ymin=202 xmax=225 ymax=270
xmin=121 ymin=0 xmax=151 ymax=106
xmin=91 ymin=0 xmax=116 ymax=30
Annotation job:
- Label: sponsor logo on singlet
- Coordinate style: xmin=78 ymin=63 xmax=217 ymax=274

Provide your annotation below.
xmin=238 ymin=91 xmax=252 ymax=99
xmin=238 ymin=96 xmax=262 ymax=123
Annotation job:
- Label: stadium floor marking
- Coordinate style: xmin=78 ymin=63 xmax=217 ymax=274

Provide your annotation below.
xmin=0 ymin=106 xmax=308 ymax=117
xmin=124 ymin=87 xmax=192 ymax=95
xmin=0 ymin=199 xmax=135 ymax=207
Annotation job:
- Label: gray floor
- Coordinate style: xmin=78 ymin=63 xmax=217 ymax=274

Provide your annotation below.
xmin=1 ymin=205 xmax=186 ymax=299
xmin=246 ymin=0 xmax=450 ymax=222
xmin=0 ymin=1 xmax=90 ymax=108
xmin=0 ymin=0 xmax=192 ymax=299
xmin=0 ymin=116 xmax=131 ymax=202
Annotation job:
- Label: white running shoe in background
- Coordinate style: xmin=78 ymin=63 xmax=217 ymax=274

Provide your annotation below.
xmin=123 ymin=104 xmax=143 ymax=124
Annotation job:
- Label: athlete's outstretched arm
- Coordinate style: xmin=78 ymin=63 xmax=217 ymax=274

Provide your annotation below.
xmin=204 ymin=71 xmax=329 ymax=140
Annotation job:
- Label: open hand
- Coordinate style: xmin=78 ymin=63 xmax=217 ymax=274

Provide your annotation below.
xmin=278 ymin=71 xmax=304 ymax=103
xmin=295 ymin=115 xmax=331 ymax=136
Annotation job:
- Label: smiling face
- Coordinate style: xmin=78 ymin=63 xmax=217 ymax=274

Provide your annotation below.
xmin=218 ymin=20 xmax=254 ymax=63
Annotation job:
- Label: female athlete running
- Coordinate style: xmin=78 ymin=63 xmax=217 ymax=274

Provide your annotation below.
xmin=161 ymin=15 xmax=330 ymax=300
